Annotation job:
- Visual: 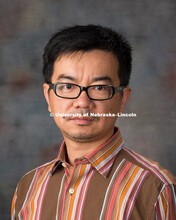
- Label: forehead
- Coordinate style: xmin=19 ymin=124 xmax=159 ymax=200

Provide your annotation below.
xmin=52 ymin=50 xmax=120 ymax=84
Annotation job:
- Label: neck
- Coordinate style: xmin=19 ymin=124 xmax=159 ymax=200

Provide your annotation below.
xmin=63 ymin=131 xmax=114 ymax=166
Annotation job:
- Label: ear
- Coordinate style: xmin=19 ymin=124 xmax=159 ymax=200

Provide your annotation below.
xmin=119 ymin=87 xmax=131 ymax=113
xmin=43 ymin=83 xmax=52 ymax=112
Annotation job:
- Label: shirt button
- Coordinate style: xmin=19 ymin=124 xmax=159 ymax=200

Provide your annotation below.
xmin=62 ymin=162 xmax=67 ymax=168
xmin=69 ymin=188 xmax=75 ymax=195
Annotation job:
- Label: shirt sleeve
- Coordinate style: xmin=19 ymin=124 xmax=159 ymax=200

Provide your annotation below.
xmin=11 ymin=185 xmax=18 ymax=220
xmin=155 ymin=184 xmax=176 ymax=219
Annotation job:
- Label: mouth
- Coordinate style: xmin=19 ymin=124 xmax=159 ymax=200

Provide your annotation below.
xmin=72 ymin=116 xmax=94 ymax=125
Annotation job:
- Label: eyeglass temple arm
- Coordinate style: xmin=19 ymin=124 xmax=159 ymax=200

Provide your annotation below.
xmin=48 ymin=83 xmax=54 ymax=89
xmin=114 ymin=86 xmax=125 ymax=93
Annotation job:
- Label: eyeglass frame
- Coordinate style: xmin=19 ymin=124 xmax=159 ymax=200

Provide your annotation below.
xmin=48 ymin=82 xmax=125 ymax=101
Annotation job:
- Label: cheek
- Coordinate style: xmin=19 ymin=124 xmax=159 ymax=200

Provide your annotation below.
xmin=48 ymin=93 xmax=72 ymax=114
xmin=102 ymin=98 xmax=122 ymax=114
xmin=112 ymin=102 xmax=121 ymax=113
xmin=49 ymin=98 xmax=64 ymax=114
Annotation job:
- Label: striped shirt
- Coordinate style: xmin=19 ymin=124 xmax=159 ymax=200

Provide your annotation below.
xmin=11 ymin=127 xmax=176 ymax=220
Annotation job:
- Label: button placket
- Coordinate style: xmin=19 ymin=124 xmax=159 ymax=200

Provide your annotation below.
xmin=69 ymin=188 xmax=75 ymax=195
xmin=67 ymin=164 xmax=81 ymax=197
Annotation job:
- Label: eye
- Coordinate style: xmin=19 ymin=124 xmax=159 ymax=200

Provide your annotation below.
xmin=95 ymin=85 xmax=105 ymax=90
xmin=57 ymin=83 xmax=75 ymax=91
xmin=65 ymin=84 xmax=73 ymax=89
xmin=94 ymin=85 xmax=106 ymax=91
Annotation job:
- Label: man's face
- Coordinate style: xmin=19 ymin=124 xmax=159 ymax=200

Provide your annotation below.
xmin=43 ymin=49 xmax=130 ymax=143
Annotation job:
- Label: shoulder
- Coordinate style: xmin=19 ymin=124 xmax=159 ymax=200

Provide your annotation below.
xmin=120 ymin=147 xmax=176 ymax=186
xmin=116 ymin=148 xmax=176 ymax=219
xmin=20 ymin=159 xmax=56 ymax=183
xmin=12 ymin=159 xmax=59 ymax=218
xmin=16 ymin=159 xmax=56 ymax=202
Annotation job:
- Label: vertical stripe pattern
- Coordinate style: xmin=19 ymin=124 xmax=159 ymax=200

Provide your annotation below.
xmin=11 ymin=128 xmax=176 ymax=220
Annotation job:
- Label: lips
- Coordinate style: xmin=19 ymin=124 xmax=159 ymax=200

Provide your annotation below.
xmin=73 ymin=116 xmax=94 ymax=120
xmin=72 ymin=116 xmax=94 ymax=125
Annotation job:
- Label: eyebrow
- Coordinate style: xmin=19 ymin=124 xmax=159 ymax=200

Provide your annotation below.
xmin=56 ymin=74 xmax=76 ymax=81
xmin=56 ymin=74 xmax=113 ymax=83
xmin=91 ymin=76 xmax=113 ymax=84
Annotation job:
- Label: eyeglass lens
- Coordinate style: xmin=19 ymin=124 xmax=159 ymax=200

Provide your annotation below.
xmin=55 ymin=83 xmax=113 ymax=99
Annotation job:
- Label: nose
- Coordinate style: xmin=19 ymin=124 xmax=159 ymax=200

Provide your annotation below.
xmin=72 ymin=90 xmax=93 ymax=109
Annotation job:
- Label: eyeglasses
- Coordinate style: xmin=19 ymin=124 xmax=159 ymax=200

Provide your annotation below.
xmin=49 ymin=83 xmax=124 ymax=101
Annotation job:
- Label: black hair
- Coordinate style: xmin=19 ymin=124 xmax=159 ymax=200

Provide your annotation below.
xmin=42 ymin=24 xmax=132 ymax=86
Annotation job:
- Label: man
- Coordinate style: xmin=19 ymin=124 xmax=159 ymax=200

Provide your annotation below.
xmin=11 ymin=25 xmax=176 ymax=220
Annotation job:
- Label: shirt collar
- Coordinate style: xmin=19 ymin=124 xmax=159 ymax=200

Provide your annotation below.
xmin=51 ymin=127 xmax=124 ymax=178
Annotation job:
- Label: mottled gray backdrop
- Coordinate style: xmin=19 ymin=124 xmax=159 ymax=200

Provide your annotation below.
xmin=0 ymin=0 xmax=176 ymax=219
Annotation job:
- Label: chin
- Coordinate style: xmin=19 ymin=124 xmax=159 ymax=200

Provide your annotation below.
xmin=63 ymin=130 xmax=99 ymax=142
